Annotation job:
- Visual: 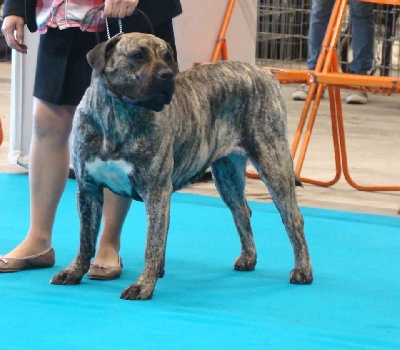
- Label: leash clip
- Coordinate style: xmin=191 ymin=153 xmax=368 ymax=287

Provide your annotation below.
xmin=105 ymin=17 xmax=123 ymax=39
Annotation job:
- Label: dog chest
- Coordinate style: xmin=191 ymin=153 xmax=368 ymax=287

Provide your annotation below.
xmin=85 ymin=157 xmax=134 ymax=196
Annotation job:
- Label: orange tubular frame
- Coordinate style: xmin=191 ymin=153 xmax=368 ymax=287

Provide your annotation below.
xmin=210 ymin=0 xmax=236 ymax=62
xmin=290 ymin=0 xmax=400 ymax=191
xmin=252 ymin=0 xmax=400 ymax=192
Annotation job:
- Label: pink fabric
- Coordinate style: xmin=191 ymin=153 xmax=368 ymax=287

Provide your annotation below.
xmin=36 ymin=0 xmax=105 ymax=33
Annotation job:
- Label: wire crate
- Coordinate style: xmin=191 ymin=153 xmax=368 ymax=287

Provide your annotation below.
xmin=257 ymin=0 xmax=311 ymax=69
xmin=339 ymin=4 xmax=400 ymax=77
xmin=256 ymin=0 xmax=400 ymax=77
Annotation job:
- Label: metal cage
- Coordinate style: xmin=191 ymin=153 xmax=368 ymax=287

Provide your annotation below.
xmin=256 ymin=0 xmax=400 ymax=76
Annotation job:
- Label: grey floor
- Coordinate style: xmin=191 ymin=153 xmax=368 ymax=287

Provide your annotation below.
xmin=1 ymin=61 xmax=399 ymax=217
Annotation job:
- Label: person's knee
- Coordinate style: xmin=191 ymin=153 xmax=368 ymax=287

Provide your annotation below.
xmin=350 ymin=1 xmax=374 ymax=21
xmin=311 ymin=0 xmax=335 ymax=22
xmin=32 ymin=100 xmax=74 ymax=142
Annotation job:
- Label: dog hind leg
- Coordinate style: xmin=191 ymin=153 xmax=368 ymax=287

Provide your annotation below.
xmin=211 ymin=153 xmax=257 ymax=271
xmin=248 ymin=145 xmax=313 ymax=284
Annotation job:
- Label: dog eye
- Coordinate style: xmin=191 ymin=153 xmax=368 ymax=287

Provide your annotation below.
xmin=163 ymin=51 xmax=172 ymax=62
xmin=132 ymin=52 xmax=144 ymax=60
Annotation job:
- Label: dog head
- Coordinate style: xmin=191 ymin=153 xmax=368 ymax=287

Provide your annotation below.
xmin=87 ymin=33 xmax=178 ymax=112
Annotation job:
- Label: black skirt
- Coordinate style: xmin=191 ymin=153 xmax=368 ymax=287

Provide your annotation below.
xmin=33 ymin=27 xmax=100 ymax=106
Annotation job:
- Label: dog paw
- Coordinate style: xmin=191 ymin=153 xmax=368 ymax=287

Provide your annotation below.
xmin=50 ymin=269 xmax=84 ymax=285
xmin=120 ymin=283 xmax=154 ymax=300
xmin=289 ymin=267 xmax=313 ymax=285
xmin=234 ymin=255 xmax=256 ymax=271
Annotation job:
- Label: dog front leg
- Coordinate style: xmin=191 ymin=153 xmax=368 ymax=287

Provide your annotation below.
xmin=120 ymin=188 xmax=171 ymax=300
xmin=50 ymin=185 xmax=103 ymax=285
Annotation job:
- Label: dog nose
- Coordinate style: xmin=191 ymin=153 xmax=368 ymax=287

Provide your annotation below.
xmin=157 ymin=69 xmax=174 ymax=81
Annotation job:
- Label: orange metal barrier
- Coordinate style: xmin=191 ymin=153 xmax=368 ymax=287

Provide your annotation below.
xmin=263 ymin=68 xmax=312 ymax=85
xmin=309 ymin=72 xmax=400 ymax=93
xmin=250 ymin=0 xmax=400 ymax=192
xmin=211 ymin=0 xmax=236 ymax=62
xmin=206 ymin=0 xmax=399 ymax=192
xmin=290 ymin=0 xmax=400 ymax=191
xmin=193 ymin=0 xmax=236 ymax=67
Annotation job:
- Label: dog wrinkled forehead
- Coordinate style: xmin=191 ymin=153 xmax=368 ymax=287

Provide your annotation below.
xmin=120 ymin=33 xmax=178 ymax=74
xmin=87 ymin=32 xmax=178 ymax=75
xmin=119 ymin=33 xmax=171 ymax=57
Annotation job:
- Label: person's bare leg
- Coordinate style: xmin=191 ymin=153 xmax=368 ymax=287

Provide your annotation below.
xmin=91 ymin=190 xmax=132 ymax=267
xmin=3 ymin=99 xmax=130 ymax=270
xmin=3 ymin=98 xmax=74 ymax=258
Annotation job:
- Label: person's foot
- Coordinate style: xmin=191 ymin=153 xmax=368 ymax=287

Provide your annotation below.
xmin=88 ymin=244 xmax=122 ymax=280
xmin=87 ymin=256 xmax=123 ymax=280
xmin=292 ymin=84 xmax=324 ymax=101
xmin=346 ymin=91 xmax=368 ymax=104
xmin=292 ymin=84 xmax=309 ymax=101
xmin=0 ymin=235 xmax=51 ymax=258
xmin=0 ymin=246 xmax=55 ymax=272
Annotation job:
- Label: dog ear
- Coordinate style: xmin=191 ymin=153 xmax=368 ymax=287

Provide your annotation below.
xmin=166 ymin=43 xmax=179 ymax=75
xmin=87 ymin=35 xmax=123 ymax=74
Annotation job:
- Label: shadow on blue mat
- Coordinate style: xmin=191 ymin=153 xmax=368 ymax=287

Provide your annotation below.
xmin=0 ymin=173 xmax=399 ymax=349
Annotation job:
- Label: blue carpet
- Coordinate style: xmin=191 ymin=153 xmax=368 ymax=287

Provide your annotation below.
xmin=0 ymin=173 xmax=399 ymax=349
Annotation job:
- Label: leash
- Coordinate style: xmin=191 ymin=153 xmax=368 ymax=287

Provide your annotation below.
xmin=81 ymin=6 xmax=155 ymax=43
xmin=105 ymin=17 xmax=123 ymax=39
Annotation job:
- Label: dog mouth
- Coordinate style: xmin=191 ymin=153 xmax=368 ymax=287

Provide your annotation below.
xmin=103 ymin=78 xmax=174 ymax=111
xmin=104 ymin=88 xmax=172 ymax=111
xmin=131 ymin=91 xmax=173 ymax=112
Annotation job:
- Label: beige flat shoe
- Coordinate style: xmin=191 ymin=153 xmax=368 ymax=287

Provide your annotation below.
xmin=0 ymin=247 xmax=55 ymax=272
xmin=87 ymin=256 xmax=123 ymax=280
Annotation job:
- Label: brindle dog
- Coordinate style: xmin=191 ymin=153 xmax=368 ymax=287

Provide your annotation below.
xmin=50 ymin=33 xmax=313 ymax=300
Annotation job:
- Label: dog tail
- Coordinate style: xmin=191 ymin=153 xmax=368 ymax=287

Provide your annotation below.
xmin=295 ymin=175 xmax=303 ymax=188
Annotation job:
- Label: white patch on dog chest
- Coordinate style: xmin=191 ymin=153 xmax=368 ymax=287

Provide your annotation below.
xmin=86 ymin=158 xmax=134 ymax=195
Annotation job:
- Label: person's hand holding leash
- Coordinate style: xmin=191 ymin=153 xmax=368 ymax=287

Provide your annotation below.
xmin=0 ymin=0 xmax=140 ymax=54
xmin=1 ymin=15 xmax=27 ymax=54
xmin=104 ymin=0 xmax=139 ymax=18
